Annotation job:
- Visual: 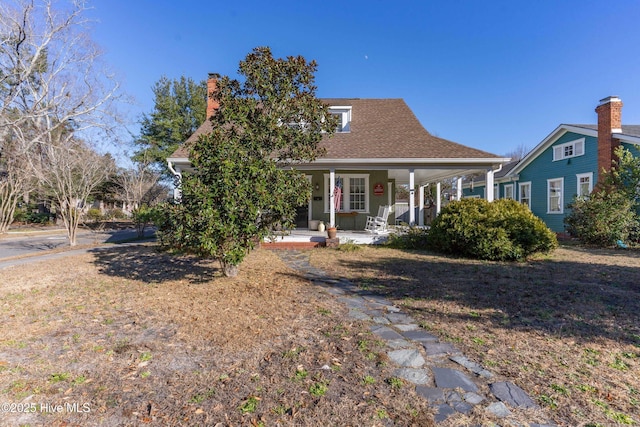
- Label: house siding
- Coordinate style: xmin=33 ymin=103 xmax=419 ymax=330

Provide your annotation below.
xmin=461 ymin=131 xmax=609 ymax=233
xmin=515 ymin=132 xmax=598 ymax=232
xmin=463 ymin=186 xmax=484 ymax=198
xmin=308 ymin=169 xmax=391 ymax=229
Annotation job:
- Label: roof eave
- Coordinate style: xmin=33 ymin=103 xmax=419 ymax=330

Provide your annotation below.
xmin=511 ymin=124 xmax=592 ymax=175
xmin=617 ymin=134 xmax=640 ymax=145
xmin=292 ymin=157 xmax=510 ymax=169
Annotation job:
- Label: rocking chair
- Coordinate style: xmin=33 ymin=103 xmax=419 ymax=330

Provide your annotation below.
xmin=364 ymin=205 xmax=390 ymax=234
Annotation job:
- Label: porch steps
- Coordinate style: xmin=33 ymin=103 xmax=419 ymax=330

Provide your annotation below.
xmin=261 ymin=240 xmax=326 ymax=250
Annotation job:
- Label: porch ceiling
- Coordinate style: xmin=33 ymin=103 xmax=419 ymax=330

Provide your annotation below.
xmin=387 ymin=168 xmax=480 ymax=185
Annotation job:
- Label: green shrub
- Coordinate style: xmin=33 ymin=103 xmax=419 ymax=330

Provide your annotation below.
xmin=12 ymin=209 xmax=28 ymax=223
xmin=428 ymin=198 xmax=557 ymax=261
xmin=86 ymin=208 xmax=103 ymax=222
xmin=13 ymin=208 xmax=51 ymax=224
xmin=106 ymin=208 xmax=127 ymax=219
xmin=385 ymin=226 xmax=430 ymax=249
xmin=132 ymin=205 xmax=160 ymax=238
xmin=564 ymin=190 xmax=639 ymax=246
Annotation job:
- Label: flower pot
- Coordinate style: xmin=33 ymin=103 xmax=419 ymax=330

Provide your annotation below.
xmin=327 ymin=227 xmax=337 ymax=239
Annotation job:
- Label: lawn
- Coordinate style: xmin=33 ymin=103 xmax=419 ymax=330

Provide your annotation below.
xmin=0 ymin=243 xmax=638 ymax=426
xmin=309 ymin=244 xmax=640 ymax=426
xmin=0 ymin=244 xmax=432 ymax=426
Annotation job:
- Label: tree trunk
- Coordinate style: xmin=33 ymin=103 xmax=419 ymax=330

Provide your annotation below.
xmin=0 ymin=184 xmax=20 ymax=234
xmin=221 ymin=261 xmax=239 ymax=278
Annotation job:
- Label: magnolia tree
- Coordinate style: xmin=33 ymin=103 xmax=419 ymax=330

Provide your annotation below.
xmin=158 ymin=47 xmax=337 ymax=277
xmin=0 ymin=0 xmax=124 ymax=233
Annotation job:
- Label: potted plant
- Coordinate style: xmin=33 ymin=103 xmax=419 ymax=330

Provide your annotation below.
xmin=327 ymin=226 xmax=337 ymax=239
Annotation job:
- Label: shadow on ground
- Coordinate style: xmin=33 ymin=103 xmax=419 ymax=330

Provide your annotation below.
xmin=89 ymin=245 xmax=218 ymax=284
xmin=307 ymin=246 xmax=640 ymax=346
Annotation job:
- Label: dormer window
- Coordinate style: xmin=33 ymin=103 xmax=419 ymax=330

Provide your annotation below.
xmin=553 ymin=138 xmax=584 ymax=161
xmin=329 ymin=107 xmax=352 ymax=133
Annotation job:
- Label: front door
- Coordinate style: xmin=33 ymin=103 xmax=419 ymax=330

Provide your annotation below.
xmin=294 ymin=204 xmax=309 ymax=229
xmin=293 ymin=175 xmax=312 ymax=229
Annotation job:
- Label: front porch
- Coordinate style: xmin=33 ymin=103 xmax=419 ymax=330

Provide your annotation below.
xmin=262 ymin=227 xmax=391 ymax=249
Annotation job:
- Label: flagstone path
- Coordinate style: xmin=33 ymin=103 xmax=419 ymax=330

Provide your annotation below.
xmin=276 ymin=250 xmax=557 ymax=426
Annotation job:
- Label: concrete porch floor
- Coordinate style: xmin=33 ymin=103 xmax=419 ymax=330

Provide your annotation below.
xmin=264 ymin=228 xmax=390 ymax=246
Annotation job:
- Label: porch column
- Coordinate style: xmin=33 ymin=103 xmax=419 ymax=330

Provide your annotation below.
xmin=173 ymin=165 xmax=182 ymax=201
xmin=418 ymin=185 xmax=425 ymax=226
xmin=436 ymin=182 xmax=442 ymax=215
xmin=329 ymin=168 xmax=336 ymax=227
xmin=486 ymin=169 xmax=495 ymax=202
xmin=408 ymin=169 xmax=415 ymax=225
xmin=456 ymin=177 xmax=463 ymax=200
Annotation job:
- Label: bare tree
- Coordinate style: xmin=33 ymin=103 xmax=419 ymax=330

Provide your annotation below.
xmin=0 ymin=0 xmax=125 ymax=232
xmin=0 ymin=137 xmax=37 ymax=232
xmin=504 ymin=143 xmax=530 ymax=162
xmin=37 ymin=137 xmax=114 ymax=246
xmin=114 ymin=160 xmax=163 ymax=213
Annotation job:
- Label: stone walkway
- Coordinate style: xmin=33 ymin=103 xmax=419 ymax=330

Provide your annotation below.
xmin=276 ymin=250 xmax=557 ymax=427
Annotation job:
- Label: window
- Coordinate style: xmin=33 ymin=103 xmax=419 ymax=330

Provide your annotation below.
xmin=328 ymin=107 xmax=352 ymax=132
xmin=576 ymin=172 xmax=593 ymax=198
xmin=519 ymin=182 xmax=531 ymax=208
xmin=349 ymin=177 xmax=366 ymax=211
xmin=333 ymin=113 xmax=343 ymax=131
xmin=553 ymin=138 xmax=585 ymax=161
xmin=547 ymin=178 xmax=564 ymax=213
xmin=504 ymin=184 xmax=514 ymax=200
xmin=493 ymin=184 xmax=499 ymax=200
xmin=324 ymin=174 xmax=369 ymax=212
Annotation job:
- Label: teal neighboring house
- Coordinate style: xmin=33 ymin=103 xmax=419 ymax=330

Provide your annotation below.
xmin=463 ymin=96 xmax=640 ymax=233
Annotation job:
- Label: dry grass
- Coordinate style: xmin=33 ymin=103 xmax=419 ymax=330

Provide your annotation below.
xmin=309 ymin=244 xmax=640 ymax=427
xmin=0 ymin=245 xmax=432 ymax=426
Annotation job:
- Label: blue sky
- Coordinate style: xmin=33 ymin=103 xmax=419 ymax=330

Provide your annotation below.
xmin=88 ymin=0 xmax=640 ymax=157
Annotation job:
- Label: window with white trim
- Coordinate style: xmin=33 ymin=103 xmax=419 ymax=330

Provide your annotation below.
xmin=553 ymin=138 xmax=585 ymax=161
xmin=328 ymin=107 xmax=352 ymax=133
xmin=349 ymin=177 xmax=366 ymax=211
xmin=504 ymin=184 xmax=514 ymax=200
xmin=493 ymin=184 xmax=499 ymax=200
xmin=519 ymin=182 xmax=531 ymax=208
xmin=576 ymin=172 xmax=593 ymax=198
xmin=547 ymin=178 xmax=564 ymax=213
xmin=324 ymin=174 xmax=369 ymax=212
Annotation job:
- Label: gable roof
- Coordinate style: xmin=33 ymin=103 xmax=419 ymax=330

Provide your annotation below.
xmin=511 ymin=122 xmax=640 ymax=176
xmin=168 ymin=98 xmax=504 ymax=164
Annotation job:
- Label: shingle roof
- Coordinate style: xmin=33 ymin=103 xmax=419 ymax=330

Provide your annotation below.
xmin=462 ymin=159 xmax=519 ymax=185
xmin=168 ymin=98 xmax=502 ymax=161
xmin=317 ymin=99 xmax=499 ymax=159
xmin=568 ymin=124 xmax=640 ymax=138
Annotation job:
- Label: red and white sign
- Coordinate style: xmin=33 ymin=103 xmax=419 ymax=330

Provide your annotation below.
xmin=373 ymin=182 xmax=384 ymax=196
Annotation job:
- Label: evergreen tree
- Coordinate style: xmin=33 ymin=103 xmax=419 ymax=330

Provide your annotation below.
xmin=158 ymin=47 xmax=337 ymax=277
xmin=134 ymin=76 xmax=207 ymax=177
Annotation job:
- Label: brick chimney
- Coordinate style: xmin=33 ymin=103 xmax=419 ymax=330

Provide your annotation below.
xmin=595 ymin=96 xmax=623 ymax=180
xmin=206 ymin=73 xmax=220 ymax=118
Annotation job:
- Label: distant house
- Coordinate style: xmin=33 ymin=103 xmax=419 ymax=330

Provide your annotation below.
xmin=167 ymin=75 xmax=510 ymax=230
xmin=463 ymin=96 xmax=640 ymax=233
